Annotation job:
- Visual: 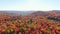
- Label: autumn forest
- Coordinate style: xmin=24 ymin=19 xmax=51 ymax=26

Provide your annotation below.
xmin=0 ymin=10 xmax=60 ymax=34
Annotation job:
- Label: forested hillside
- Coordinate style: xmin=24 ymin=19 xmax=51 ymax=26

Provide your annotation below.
xmin=0 ymin=10 xmax=60 ymax=34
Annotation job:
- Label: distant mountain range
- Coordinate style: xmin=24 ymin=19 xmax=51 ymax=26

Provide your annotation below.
xmin=0 ymin=11 xmax=36 ymax=15
xmin=0 ymin=10 xmax=60 ymax=16
xmin=29 ymin=10 xmax=60 ymax=17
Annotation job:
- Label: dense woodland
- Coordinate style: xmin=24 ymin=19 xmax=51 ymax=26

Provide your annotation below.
xmin=0 ymin=11 xmax=60 ymax=34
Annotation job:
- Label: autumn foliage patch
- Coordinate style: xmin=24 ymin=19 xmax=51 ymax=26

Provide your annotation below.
xmin=0 ymin=13 xmax=60 ymax=34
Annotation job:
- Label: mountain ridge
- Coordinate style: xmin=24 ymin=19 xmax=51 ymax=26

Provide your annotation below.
xmin=0 ymin=10 xmax=60 ymax=16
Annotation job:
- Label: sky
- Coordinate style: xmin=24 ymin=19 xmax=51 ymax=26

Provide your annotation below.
xmin=0 ymin=0 xmax=60 ymax=11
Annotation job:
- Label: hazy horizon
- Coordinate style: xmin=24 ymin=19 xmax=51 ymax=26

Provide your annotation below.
xmin=0 ymin=10 xmax=60 ymax=11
